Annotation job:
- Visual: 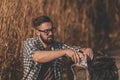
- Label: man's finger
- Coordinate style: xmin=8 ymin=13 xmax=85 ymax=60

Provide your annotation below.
xmin=83 ymin=53 xmax=87 ymax=62
xmin=76 ymin=51 xmax=80 ymax=64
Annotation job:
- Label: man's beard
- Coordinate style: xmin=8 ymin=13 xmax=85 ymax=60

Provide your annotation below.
xmin=40 ymin=35 xmax=54 ymax=45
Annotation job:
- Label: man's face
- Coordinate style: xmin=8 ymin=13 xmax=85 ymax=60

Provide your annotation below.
xmin=36 ymin=22 xmax=55 ymax=44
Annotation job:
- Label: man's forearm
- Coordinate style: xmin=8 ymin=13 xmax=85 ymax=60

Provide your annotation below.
xmin=33 ymin=50 xmax=66 ymax=63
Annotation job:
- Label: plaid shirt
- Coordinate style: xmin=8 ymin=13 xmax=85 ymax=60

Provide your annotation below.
xmin=22 ymin=37 xmax=80 ymax=80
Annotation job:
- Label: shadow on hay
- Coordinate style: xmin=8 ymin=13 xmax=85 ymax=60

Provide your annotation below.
xmin=64 ymin=50 xmax=119 ymax=80
xmin=88 ymin=50 xmax=119 ymax=80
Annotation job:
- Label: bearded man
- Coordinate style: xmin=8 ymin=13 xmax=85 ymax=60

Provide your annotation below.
xmin=22 ymin=16 xmax=93 ymax=80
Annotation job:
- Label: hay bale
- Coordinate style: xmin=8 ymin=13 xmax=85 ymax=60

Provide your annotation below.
xmin=70 ymin=51 xmax=120 ymax=80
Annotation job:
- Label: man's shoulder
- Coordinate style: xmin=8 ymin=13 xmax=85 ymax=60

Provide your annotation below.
xmin=24 ymin=37 xmax=38 ymax=43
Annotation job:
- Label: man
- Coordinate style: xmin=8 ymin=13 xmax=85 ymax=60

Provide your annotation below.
xmin=22 ymin=16 xmax=93 ymax=80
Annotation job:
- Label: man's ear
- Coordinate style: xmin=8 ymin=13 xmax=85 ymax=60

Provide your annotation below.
xmin=35 ymin=29 xmax=40 ymax=36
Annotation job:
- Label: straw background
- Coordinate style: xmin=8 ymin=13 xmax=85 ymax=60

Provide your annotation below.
xmin=0 ymin=0 xmax=120 ymax=80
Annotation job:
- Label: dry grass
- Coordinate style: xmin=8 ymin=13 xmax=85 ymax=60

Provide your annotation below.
xmin=0 ymin=0 xmax=120 ymax=80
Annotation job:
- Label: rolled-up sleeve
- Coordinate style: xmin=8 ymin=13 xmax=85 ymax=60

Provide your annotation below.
xmin=22 ymin=39 xmax=42 ymax=80
xmin=23 ymin=39 xmax=40 ymax=67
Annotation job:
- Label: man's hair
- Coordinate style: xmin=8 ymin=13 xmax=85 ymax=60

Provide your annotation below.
xmin=32 ymin=16 xmax=53 ymax=28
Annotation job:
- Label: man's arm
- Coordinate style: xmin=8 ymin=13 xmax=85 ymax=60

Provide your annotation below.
xmin=33 ymin=50 xmax=65 ymax=63
xmin=62 ymin=44 xmax=94 ymax=62
xmin=33 ymin=49 xmax=81 ymax=64
xmin=23 ymin=39 xmax=80 ymax=64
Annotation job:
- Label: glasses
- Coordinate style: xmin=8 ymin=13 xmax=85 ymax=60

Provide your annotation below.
xmin=38 ymin=27 xmax=56 ymax=34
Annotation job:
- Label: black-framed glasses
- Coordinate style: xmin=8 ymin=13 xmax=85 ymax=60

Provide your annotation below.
xmin=38 ymin=27 xmax=56 ymax=34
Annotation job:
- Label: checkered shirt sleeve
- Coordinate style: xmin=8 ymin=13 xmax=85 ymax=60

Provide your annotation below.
xmin=22 ymin=38 xmax=41 ymax=80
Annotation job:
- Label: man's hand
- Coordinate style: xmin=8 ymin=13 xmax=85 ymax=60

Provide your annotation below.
xmin=64 ymin=49 xmax=84 ymax=64
xmin=80 ymin=48 xmax=94 ymax=61
xmin=63 ymin=48 xmax=93 ymax=64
